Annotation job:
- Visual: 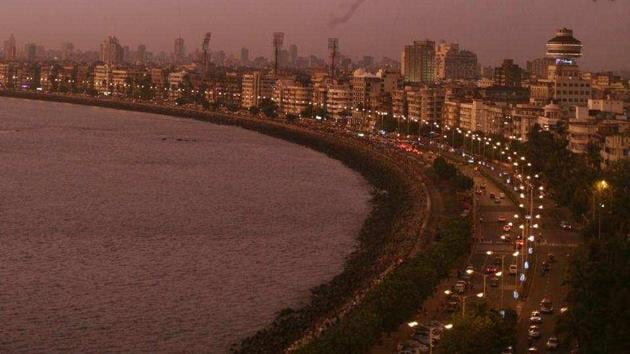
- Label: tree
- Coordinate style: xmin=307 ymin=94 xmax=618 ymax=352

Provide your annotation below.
xmin=558 ymin=237 xmax=630 ymax=353
xmin=586 ymin=142 xmax=602 ymax=171
xmin=437 ymin=304 xmax=516 ymax=354
xmin=259 ymin=98 xmax=277 ymax=118
xmin=286 ymin=113 xmax=299 ymax=123
xmin=301 ymin=105 xmax=314 ymax=118
xmin=433 ymin=157 xmax=457 ymax=179
xmin=249 ymin=106 xmax=260 ymax=115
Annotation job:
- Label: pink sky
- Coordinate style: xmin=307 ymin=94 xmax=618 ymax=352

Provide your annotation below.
xmin=1 ymin=0 xmax=628 ymax=70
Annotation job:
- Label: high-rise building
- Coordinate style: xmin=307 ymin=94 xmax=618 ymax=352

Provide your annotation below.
xmin=405 ymin=86 xmax=446 ymax=122
xmin=174 ymin=37 xmax=185 ymax=64
xmin=273 ymin=79 xmax=312 ymax=115
xmin=546 ymin=28 xmax=582 ymax=65
xmin=3 ymin=34 xmax=17 ymax=61
xmin=289 ymin=44 xmax=298 ymax=66
xmin=24 ymin=43 xmax=37 ymax=62
xmin=240 ymin=48 xmax=249 ymax=66
xmin=526 ymin=57 xmax=555 ymax=80
xmin=100 ymin=36 xmax=123 ymax=65
xmin=436 ymin=41 xmax=479 ymax=80
xmin=241 ymin=71 xmax=274 ymax=108
xmin=545 ymin=28 xmax=590 ymax=109
xmin=272 ymin=32 xmax=284 ymax=75
xmin=201 ymin=33 xmax=211 ymax=73
xmin=493 ymin=59 xmax=523 ymax=87
xmin=326 ymin=83 xmax=352 ymax=120
xmin=61 ymin=42 xmax=74 ymax=62
xmin=401 ymin=40 xmax=436 ymax=83
xmin=328 ymin=38 xmax=339 ymax=79
xmin=136 ymin=45 xmax=147 ymax=65
xmin=212 ymin=50 xmax=226 ymax=67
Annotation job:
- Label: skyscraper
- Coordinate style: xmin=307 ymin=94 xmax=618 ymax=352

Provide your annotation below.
xmin=100 ymin=36 xmax=123 ymax=65
xmin=136 ymin=45 xmax=147 ymax=65
xmin=174 ymin=37 xmax=185 ymax=64
xmin=435 ymin=41 xmax=479 ymax=80
xmin=289 ymin=44 xmax=298 ymax=66
xmin=272 ymin=32 xmax=284 ymax=75
xmin=240 ymin=48 xmax=249 ymax=65
xmin=4 ymin=34 xmax=17 ymax=61
xmin=61 ymin=42 xmax=74 ymax=62
xmin=401 ymin=40 xmax=436 ymax=83
xmin=24 ymin=43 xmax=37 ymax=62
xmin=201 ymin=33 xmax=211 ymax=73
xmin=328 ymin=38 xmax=339 ymax=79
xmin=493 ymin=59 xmax=523 ymax=87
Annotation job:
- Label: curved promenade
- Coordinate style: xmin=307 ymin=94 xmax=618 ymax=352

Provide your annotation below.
xmin=0 ymin=90 xmax=438 ymax=353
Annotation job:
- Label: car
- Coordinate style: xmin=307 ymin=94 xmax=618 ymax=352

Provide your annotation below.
xmin=484 ymin=265 xmax=498 ymax=274
xmin=489 ymin=193 xmax=496 ymax=199
xmin=560 ymin=221 xmax=573 ymax=230
xmin=397 ymin=340 xmax=427 ymax=354
xmin=498 ymin=216 xmax=507 ymax=222
xmin=499 ymin=192 xmax=506 ymax=199
xmin=528 ymin=347 xmax=539 ymax=353
xmin=501 ymin=347 xmax=514 ymax=354
xmin=529 ymin=311 xmax=543 ymax=324
xmin=500 ymin=234 xmax=512 ymax=242
xmin=509 ymin=264 xmax=517 ymax=275
xmin=503 ymin=225 xmax=512 ymax=232
xmin=494 ymin=198 xmax=502 ymax=204
xmin=528 ymin=325 xmax=541 ymax=339
xmin=546 ymin=337 xmax=559 ymax=350
xmin=454 ymin=280 xmax=467 ymax=294
xmin=446 ymin=299 xmax=459 ymax=312
xmin=489 ymin=275 xmax=499 ymax=287
xmin=540 ymin=298 xmax=554 ymax=314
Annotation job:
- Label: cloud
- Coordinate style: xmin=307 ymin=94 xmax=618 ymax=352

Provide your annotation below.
xmin=329 ymin=0 xmax=368 ymax=27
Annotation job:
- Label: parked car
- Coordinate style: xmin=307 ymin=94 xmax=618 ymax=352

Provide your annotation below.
xmin=499 ymin=192 xmax=506 ymax=199
xmin=503 ymin=225 xmax=512 ymax=232
xmin=529 ymin=311 xmax=543 ymax=324
xmin=541 ymin=298 xmax=554 ymax=314
xmin=498 ymin=216 xmax=507 ymax=222
xmin=546 ymin=337 xmax=559 ymax=350
xmin=509 ymin=264 xmax=517 ymax=275
xmin=528 ymin=325 xmax=541 ymax=339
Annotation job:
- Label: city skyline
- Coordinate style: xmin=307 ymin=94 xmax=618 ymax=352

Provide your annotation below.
xmin=0 ymin=0 xmax=629 ymax=71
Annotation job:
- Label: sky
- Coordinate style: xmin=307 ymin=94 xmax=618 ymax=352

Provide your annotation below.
xmin=1 ymin=0 xmax=629 ymax=71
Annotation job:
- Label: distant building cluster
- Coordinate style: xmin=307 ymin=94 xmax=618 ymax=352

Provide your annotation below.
xmin=1 ymin=28 xmax=629 ymax=165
